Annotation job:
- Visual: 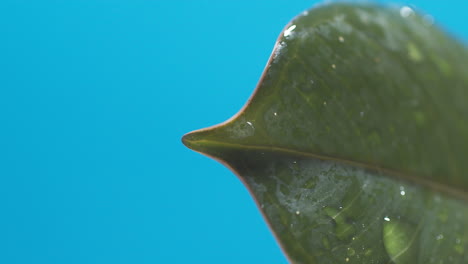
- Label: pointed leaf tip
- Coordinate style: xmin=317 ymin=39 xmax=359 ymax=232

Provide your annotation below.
xmin=181 ymin=130 xmax=203 ymax=152
xmin=182 ymin=127 xmax=243 ymax=163
xmin=181 ymin=132 xmax=193 ymax=147
xmin=181 ymin=128 xmax=220 ymax=157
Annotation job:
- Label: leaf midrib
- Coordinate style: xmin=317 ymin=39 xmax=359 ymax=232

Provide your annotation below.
xmin=187 ymin=138 xmax=468 ymax=201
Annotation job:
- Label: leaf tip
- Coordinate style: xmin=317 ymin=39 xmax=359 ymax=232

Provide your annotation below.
xmin=182 ymin=126 xmax=237 ymax=163
xmin=181 ymin=128 xmax=218 ymax=156
xmin=181 ymin=130 xmax=202 ymax=152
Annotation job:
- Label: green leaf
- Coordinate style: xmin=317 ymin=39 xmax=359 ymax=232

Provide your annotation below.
xmin=182 ymin=3 xmax=468 ymax=263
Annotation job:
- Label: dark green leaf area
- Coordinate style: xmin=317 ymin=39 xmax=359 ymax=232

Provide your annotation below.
xmin=228 ymin=149 xmax=468 ymax=264
xmin=196 ymin=4 xmax=468 ymax=192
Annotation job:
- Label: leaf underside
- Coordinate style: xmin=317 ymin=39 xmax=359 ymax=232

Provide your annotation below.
xmin=183 ymin=3 xmax=468 ymax=264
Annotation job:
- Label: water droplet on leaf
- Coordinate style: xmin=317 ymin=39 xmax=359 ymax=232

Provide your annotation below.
xmin=408 ymin=42 xmax=423 ymax=62
xmin=284 ymin=24 xmax=296 ymax=37
xmin=383 ymin=219 xmax=419 ymax=263
xmin=400 ymin=6 xmax=414 ymax=18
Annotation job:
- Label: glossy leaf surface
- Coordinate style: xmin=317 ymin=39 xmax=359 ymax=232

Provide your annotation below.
xmin=183 ymin=3 xmax=468 ymax=263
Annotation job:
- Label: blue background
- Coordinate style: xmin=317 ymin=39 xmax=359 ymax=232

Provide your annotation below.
xmin=0 ymin=1 xmax=466 ymax=263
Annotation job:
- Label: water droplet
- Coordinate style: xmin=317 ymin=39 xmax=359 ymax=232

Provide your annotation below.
xmin=228 ymin=118 xmax=255 ymax=138
xmin=245 ymin=121 xmax=255 ymax=134
xmin=323 ymin=101 xmax=327 ymax=106
xmin=324 ymin=207 xmax=356 ymax=240
xmin=400 ymin=190 xmax=406 ymax=196
xmin=273 ymin=41 xmax=287 ymax=61
xmin=331 ymin=64 xmax=336 ymax=69
xmin=345 ymin=257 xmax=350 ymax=262
xmin=283 ymin=24 xmax=296 ymax=37
xmin=400 ymin=186 xmax=406 ymax=196
xmin=384 ymin=216 xmax=391 ymax=222
xmin=273 ymin=112 xmax=277 ymax=116
xmin=438 ymin=210 xmax=448 ymax=223
xmin=436 ymin=234 xmax=444 ymax=240
xmin=383 ymin=220 xmax=419 ymax=263
xmin=413 ymin=111 xmax=425 ymax=125
xmin=454 ymin=238 xmax=464 ymax=254
xmin=408 ymin=42 xmax=423 ymax=62
xmin=295 ymin=210 xmax=301 ymax=215
xmin=400 ymin=6 xmax=414 ymax=18
xmin=423 ymin=14 xmax=435 ymax=26
xmin=322 ymin=237 xmax=330 ymax=249
xmin=338 ymin=36 xmax=345 ymax=42
xmin=360 ymin=111 xmax=364 ymax=117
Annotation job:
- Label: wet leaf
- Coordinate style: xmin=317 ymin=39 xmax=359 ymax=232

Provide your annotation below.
xmin=182 ymin=3 xmax=468 ymax=263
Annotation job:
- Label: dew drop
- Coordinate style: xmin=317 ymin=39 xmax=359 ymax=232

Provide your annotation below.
xmin=423 ymin=14 xmax=435 ymax=26
xmin=408 ymin=42 xmax=423 ymax=62
xmin=284 ymin=24 xmax=296 ymax=37
xmin=454 ymin=239 xmax=464 ymax=254
xmin=242 ymin=121 xmax=255 ymax=136
xmin=245 ymin=121 xmax=255 ymax=134
xmin=324 ymin=207 xmax=356 ymax=240
xmin=295 ymin=210 xmax=301 ymax=215
xmin=229 ymin=119 xmax=255 ymax=138
xmin=383 ymin=220 xmax=418 ymax=263
xmin=322 ymin=237 xmax=330 ymax=249
xmin=331 ymin=64 xmax=336 ymax=69
xmin=400 ymin=6 xmax=414 ymax=18
xmin=338 ymin=36 xmax=345 ymax=42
